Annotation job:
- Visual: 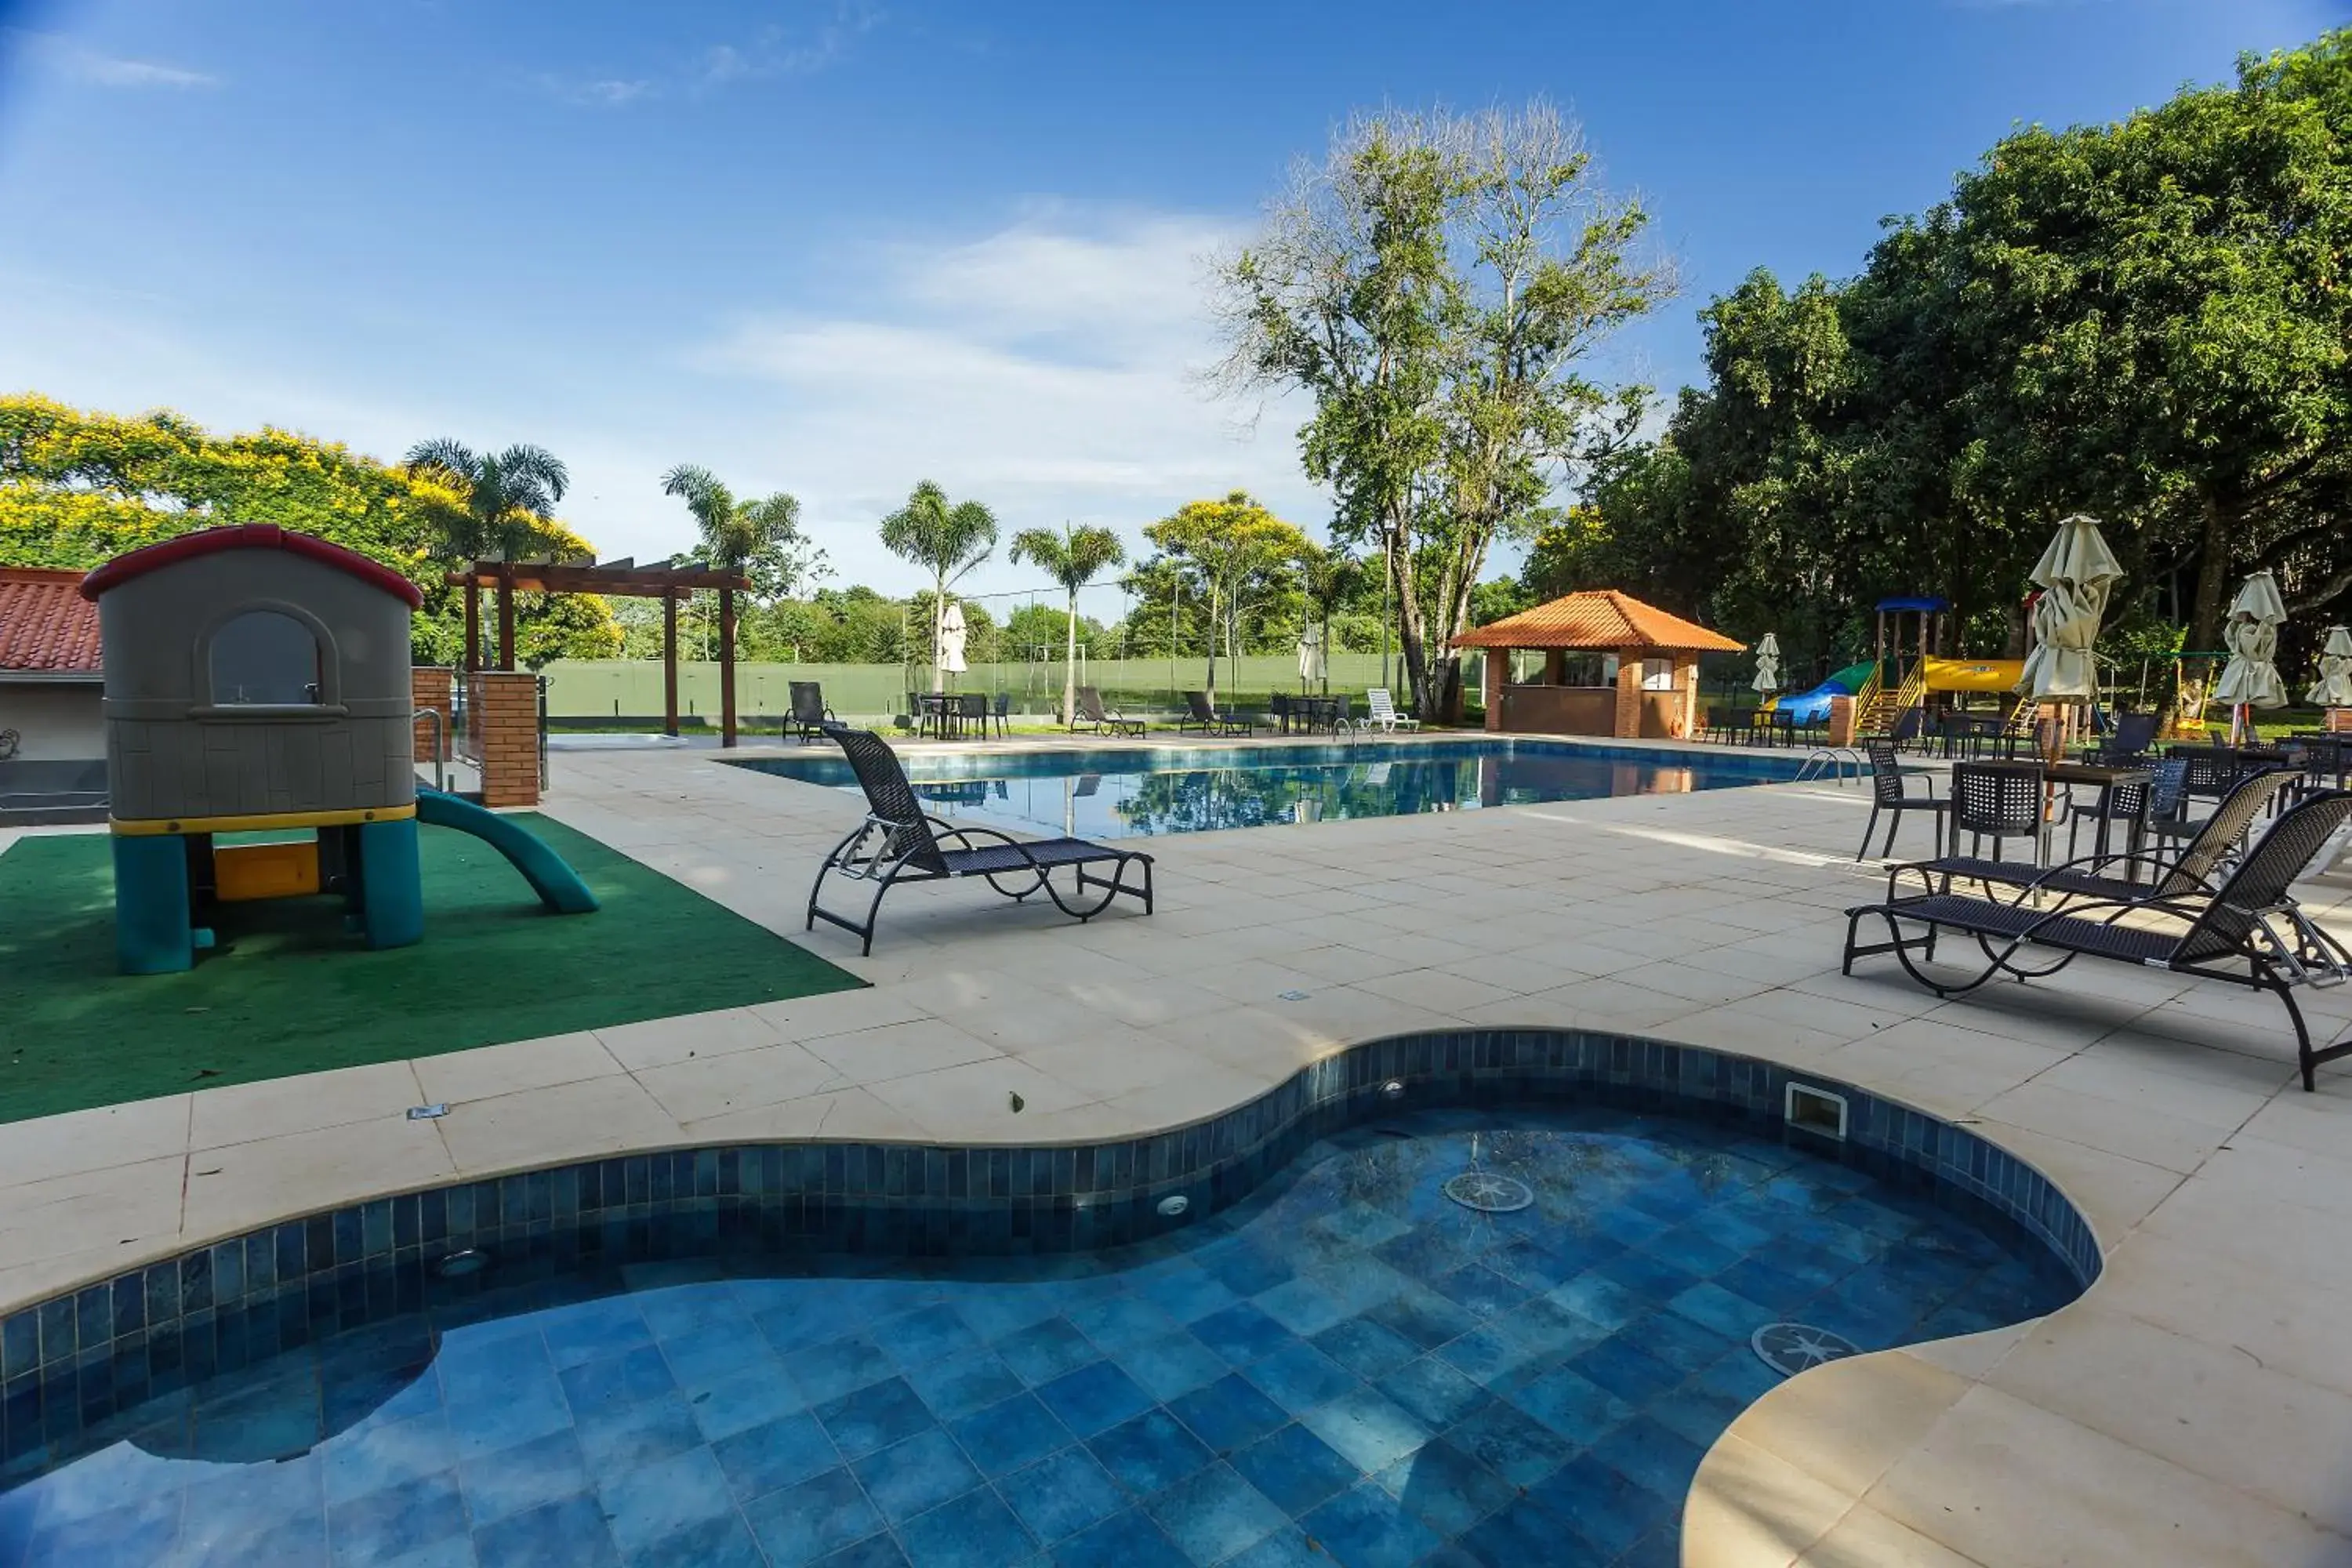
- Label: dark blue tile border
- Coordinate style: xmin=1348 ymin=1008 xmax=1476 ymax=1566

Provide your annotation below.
xmin=0 ymin=1029 xmax=2097 ymax=1468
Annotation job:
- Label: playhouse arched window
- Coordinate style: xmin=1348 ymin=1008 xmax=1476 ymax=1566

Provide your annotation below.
xmin=209 ymin=611 xmax=323 ymax=706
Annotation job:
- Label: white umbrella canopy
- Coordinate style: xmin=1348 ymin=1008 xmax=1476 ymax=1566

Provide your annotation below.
xmin=2016 ymin=514 xmax=2124 ymax=702
xmin=1298 ymin=623 xmax=1327 ymax=684
xmin=2213 ymin=569 xmax=2288 ymax=710
xmin=2309 ymin=625 xmax=2352 ymax=707
xmin=1751 ymin=633 xmax=1782 ymax=695
xmin=936 ymin=599 xmax=968 ymax=676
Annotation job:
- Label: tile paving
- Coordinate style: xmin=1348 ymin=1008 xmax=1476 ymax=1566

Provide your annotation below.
xmin=5 ymin=730 xmax=2352 ymax=1564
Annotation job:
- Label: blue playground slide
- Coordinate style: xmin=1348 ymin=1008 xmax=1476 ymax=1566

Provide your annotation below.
xmin=415 ymin=786 xmax=601 ymax=914
xmin=1768 ymin=659 xmax=1879 ymax=725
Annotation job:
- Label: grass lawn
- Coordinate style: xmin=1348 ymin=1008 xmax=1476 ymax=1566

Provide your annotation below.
xmin=0 ymin=815 xmax=861 ymax=1124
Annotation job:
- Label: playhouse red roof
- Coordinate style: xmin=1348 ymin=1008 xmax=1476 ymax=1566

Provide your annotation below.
xmin=0 ymin=568 xmax=104 ymax=675
xmin=79 ymin=524 xmax=424 ymax=609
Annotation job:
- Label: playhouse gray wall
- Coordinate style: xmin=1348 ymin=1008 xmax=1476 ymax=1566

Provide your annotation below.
xmin=97 ymin=549 xmax=416 ymax=822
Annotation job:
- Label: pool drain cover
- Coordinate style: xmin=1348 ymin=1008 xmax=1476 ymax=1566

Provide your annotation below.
xmin=1443 ymin=1171 xmax=1534 ymax=1214
xmin=1751 ymin=1322 xmax=1860 ymax=1377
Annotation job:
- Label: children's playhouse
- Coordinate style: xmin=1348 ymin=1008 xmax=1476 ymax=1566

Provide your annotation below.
xmin=81 ymin=525 xmax=593 ymax=975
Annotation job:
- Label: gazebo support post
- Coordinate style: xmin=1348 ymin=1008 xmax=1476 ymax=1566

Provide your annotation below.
xmin=719 ymin=585 xmax=738 ymax=748
xmin=463 ymin=581 xmax=480 ymax=674
xmin=1613 ymin=648 xmax=1644 ymax=739
xmin=1483 ymin=645 xmax=1508 ymax=732
xmin=495 ymin=565 xmax=516 ymax=671
xmin=662 ymin=590 xmax=680 ymax=739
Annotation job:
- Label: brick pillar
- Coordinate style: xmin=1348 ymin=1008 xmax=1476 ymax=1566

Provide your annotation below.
xmin=2328 ymin=709 xmax=2352 ymax=735
xmin=1827 ymin=695 xmax=1857 ymax=747
xmin=411 ymin=666 xmax=454 ymax=764
xmin=1613 ymin=652 xmax=1643 ymax=739
xmin=468 ymin=670 xmax=541 ymax=808
xmin=1483 ymin=647 xmax=1506 ymax=732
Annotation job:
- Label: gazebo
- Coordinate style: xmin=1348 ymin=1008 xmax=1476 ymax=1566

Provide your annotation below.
xmin=1456 ymin=590 xmax=1744 ymax=739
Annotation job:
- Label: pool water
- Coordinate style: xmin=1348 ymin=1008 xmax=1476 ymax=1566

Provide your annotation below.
xmin=729 ymin=739 xmax=1804 ymax=840
xmin=0 ymin=1107 xmax=2074 ymax=1567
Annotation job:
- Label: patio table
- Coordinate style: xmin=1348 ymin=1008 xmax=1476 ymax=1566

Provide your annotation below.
xmin=2045 ymin=760 xmax=2154 ymax=870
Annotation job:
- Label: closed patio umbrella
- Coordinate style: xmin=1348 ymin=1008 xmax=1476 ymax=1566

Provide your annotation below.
xmin=937 ymin=598 xmax=968 ymax=683
xmin=1298 ymin=622 xmax=1327 ymax=688
xmin=2310 ymin=626 xmax=2352 ymax=708
xmin=1751 ymin=633 xmax=1782 ymax=695
xmin=2214 ymin=571 xmax=2288 ymax=740
xmin=2016 ymin=514 xmax=2123 ymax=703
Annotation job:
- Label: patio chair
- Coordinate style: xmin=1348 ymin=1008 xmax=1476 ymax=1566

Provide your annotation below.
xmin=959 ymin=693 xmax=989 ymax=740
xmin=1883 ymin=766 xmax=2297 ymax=913
xmin=805 ymin=725 xmax=1154 ymax=955
xmin=1176 ymin=691 xmax=1251 ymax=735
xmin=2085 ymin=710 xmax=2160 ymax=764
xmin=1947 ymin=761 xmax=2049 ymax=866
xmin=1364 ymin=688 xmax=1420 ymax=733
xmin=784 ymin=681 xmax=837 ymax=744
xmin=1843 ymin=789 xmax=2352 ymax=1091
xmin=1857 ymin=736 xmax=1947 ymax=860
xmin=993 ymin=692 xmax=1011 ymax=739
xmin=1073 ymin=686 xmax=1144 ymax=738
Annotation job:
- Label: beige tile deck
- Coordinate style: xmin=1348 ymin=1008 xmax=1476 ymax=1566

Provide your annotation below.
xmin=5 ymin=728 xmax=2352 ymax=1563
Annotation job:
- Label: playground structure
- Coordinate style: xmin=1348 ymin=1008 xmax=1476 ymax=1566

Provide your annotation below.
xmin=82 ymin=525 xmax=596 ymax=975
xmin=1764 ymin=597 xmax=2026 ymax=738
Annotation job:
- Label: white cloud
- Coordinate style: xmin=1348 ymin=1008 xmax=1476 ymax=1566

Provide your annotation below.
xmin=8 ymin=31 xmax=218 ymax=89
xmin=535 ymin=74 xmax=653 ymax=109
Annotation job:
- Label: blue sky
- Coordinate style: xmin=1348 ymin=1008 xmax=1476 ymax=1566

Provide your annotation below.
xmin=0 ymin=0 xmax=2342 ymax=604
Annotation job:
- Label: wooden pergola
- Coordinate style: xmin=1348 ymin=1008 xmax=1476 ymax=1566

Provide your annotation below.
xmin=446 ymin=559 xmax=756 ymax=746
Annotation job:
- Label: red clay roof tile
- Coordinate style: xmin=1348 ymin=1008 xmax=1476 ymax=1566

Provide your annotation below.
xmin=1452 ymin=590 xmax=1744 ymax=653
xmin=0 ymin=568 xmax=103 ymax=675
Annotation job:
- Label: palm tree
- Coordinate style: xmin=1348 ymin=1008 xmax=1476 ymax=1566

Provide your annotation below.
xmin=880 ymin=480 xmax=998 ymax=692
xmin=401 ymin=439 xmax=569 ymax=562
xmin=659 ymin=463 xmax=815 ymax=631
xmin=1010 ymin=523 xmax=1127 ymax=727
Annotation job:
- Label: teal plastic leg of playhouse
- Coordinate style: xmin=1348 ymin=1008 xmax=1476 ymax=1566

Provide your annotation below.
xmin=113 ymin=834 xmax=194 ymax=975
xmin=358 ymin=818 xmax=425 ymax=949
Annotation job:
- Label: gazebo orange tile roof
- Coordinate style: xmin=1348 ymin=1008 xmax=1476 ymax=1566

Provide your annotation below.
xmin=1454 ymin=590 xmax=1744 ymax=653
xmin=0 ymin=568 xmax=103 ymax=675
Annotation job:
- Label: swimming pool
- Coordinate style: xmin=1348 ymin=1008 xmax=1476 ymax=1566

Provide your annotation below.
xmin=728 ymin=739 xmax=1806 ymax=840
xmin=0 ymin=1102 xmax=2078 ymax=1568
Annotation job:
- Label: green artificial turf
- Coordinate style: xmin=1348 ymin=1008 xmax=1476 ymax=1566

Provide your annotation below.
xmin=0 ymin=815 xmax=862 ymax=1124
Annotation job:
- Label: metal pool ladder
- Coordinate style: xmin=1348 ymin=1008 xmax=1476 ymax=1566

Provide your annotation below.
xmin=1795 ymin=747 xmax=1865 ymax=786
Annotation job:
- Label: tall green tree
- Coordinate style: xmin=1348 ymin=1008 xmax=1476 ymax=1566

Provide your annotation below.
xmin=1145 ymin=492 xmax=1310 ymax=708
xmin=659 ymin=463 xmax=824 ymax=599
xmin=1009 ymin=522 xmax=1127 ymax=724
xmin=401 ymin=439 xmax=572 ymax=564
xmin=1215 ymin=103 xmax=1671 ymax=720
xmin=880 ymin=480 xmax=999 ymax=691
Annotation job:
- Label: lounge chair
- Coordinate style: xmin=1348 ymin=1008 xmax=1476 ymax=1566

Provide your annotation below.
xmin=1364 ymin=688 xmax=1419 ymax=733
xmin=784 ymin=681 xmax=837 ymax=743
xmin=1176 ymin=691 xmax=1251 ymax=735
xmin=1073 ymin=686 xmax=1144 ymax=738
xmin=1857 ymin=736 xmax=1947 ymax=860
xmin=1843 ymin=789 xmax=2352 ymax=1091
xmin=805 ymin=725 xmax=1153 ymax=955
xmin=2085 ymin=710 xmax=2160 ymax=764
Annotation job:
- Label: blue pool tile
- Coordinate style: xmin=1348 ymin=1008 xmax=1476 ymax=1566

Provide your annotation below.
xmin=869 ymin=1305 xmax=980 ymax=1370
xmin=1035 ymin=1360 xmax=1152 ymax=1438
xmin=1125 ymin=1264 xmax=1240 ymax=1326
xmin=904 ymin=1349 xmax=1023 ymax=1424
xmin=1443 ymin=1399 xmax=1574 ymax=1489
xmin=743 ymin=1467 xmax=884 ymax=1566
xmin=1428 ymin=1265 xmax=1529 ymax=1320
xmin=1457 ymin=1492 xmax=1577 ymax=1566
xmin=815 ymin=1377 xmax=935 ymax=1460
xmin=946 ymin=1391 xmax=1071 ymax=1479
xmin=1594 ymin=1250 xmax=1703 ymax=1304
xmin=1116 ymin=1333 xmax=1229 ymax=1403
xmin=1145 ymin=1461 xmax=1287 ymax=1565
xmin=689 ymin=1362 xmax=809 ymax=1443
xmin=812 ymin=1533 xmax=910 ymax=1568
xmin=1051 ymin=1507 xmax=1192 ymax=1568
xmin=999 ymin=1446 xmax=1127 ymax=1542
xmin=715 ymin=1410 xmax=840 ymax=1502
xmin=1664 ymin=1281 xmax=1773 ymax=1341
xmin=328 ymin=1468 xmax=470 ymax=1567
xmin=1570 ymin=1338 xmax=1682 ymax=1406
xmin=1068 ymin=1296 xmax=1182 ymax=1353
xmin=852 ymin=1425 xmax=980 ymax=1524
xmin=1311 ymin=1317 xmax=1418 ymax=1382
xmin=786 ymin=1335 xmax=897 ymax=1405
xmin=458 ymin=1427 xmax=591 ymax=1526
xmin=1298 ymin=1480 xmax=1443 ymax=1568
xmin=1221 ymin=1526 xmax=1326 ymax=1568
xmin=1636 ymin=1310 xmax=1731 ymax=1374
xmin=597 ymin=1444 xmax=736 ymax=1558
xmin=1432 ymin=1320 xmax=1541 ymax=1387
xmin=1243 ymin=1338 xmax=1360 ymax=1417
xmin=625 ymin=1512 xmax=767 ymax=1568
xmin=1250 ymin=1277 xmax=1347 ymax=1339
xmin=1188 ymin=1304 xmax=1291 ymax=1367
xmin=1228 ymin=1422 xmax=1356 ymax=1518
xmin=950 ymin=1286 xmax=1059 ymax=1344
xmin=1507 ymin=1364 xmax=1633 ymax=1447
xmin=321 ymin=1408 xmax=456 ymax=1505
xmin=560 ymin=1345 xmax=677 ymax=1417
xmin=1528 ymin=1451 xmax=1675 ymax=1559
xmin=1295 ymin=1386 xmax=1429 ymax=1475
xmin=1167 ymin=1374 xmax=1289 ymax=1455
xmin=541 ymin=1300 xmax=653 ymax=1370
xmin=659 ymin=1322 xmax=777 ymax=1392
xmin=1087 ymin=1409 xmax=1214 ymax=1497
xmin=1376 ymin=1356 xmax=1490 ymax=1433
xmin=899 ymin=1486 xmax=1037 ymax=1568
xmin=575 ymin=1392 xmax=705 ymax=1478
xmin=1587 ymin=1415 xmax=1704 ymax=1502
xmin=21 ymin=1493 xmax=183 ymax=1568
xmin=1199 ymin=1243 xmax=1294 ymax=1298
xmin=1482 ymin=1240 xmax=1579 ymax=1292
xmin=1374 ymin=1436 xmax=1514 ymax=1537
xmin=993 ymin=1318 xmax=1099 ymax=1388
xmin=475 ymin=1491 xmax=622 ymax=1568
xmin=1547 ymin=1271 xmax=1646 ymax=1333
xmin=1361 ymin=1286 xmax=1477 ymax=1351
